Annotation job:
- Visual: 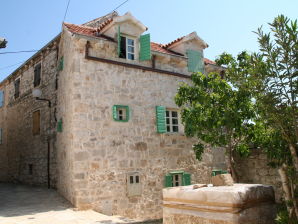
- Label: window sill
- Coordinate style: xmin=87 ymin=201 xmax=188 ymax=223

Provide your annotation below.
xmin=164 ymin=132 xmax=185 ymax=137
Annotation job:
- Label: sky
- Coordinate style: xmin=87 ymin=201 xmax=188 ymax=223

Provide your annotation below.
xmin=0 ymin=0 xmax=297 ymax=81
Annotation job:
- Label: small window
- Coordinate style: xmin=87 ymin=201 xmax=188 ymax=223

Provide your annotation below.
xmin=33 ymin=110 xmax=40 ymax=135
xmin=166 ymin=110 xmax=179 ymax=133
xmin=127 ymin=172 xmax=141 ymax=196
xmin=165 ymin=171 xmax=191 ymax=188
xmin=28 ymin=164 xmax=33 ymax=175
xmin=119 ymin=36 xmax=135 ymax=60
xmin=34 ymin=63 xmax=41 ymax=87
xmin=112 ymin=105 xmax=129 ymax=122
xmin=14 ymin=79 xmax=20 ymax=99
xmin=0 ymin=90 xmax=4 ymax=107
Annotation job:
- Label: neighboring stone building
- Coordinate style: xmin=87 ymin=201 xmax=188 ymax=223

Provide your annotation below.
xmin=0 ymin=12 xmax=225 ymax=220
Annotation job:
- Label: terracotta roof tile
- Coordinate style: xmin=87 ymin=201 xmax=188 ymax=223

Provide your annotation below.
xmin=163 ymin=36 xmax=185 ymax=48
xmin=64 ymin=23 xmax=215 ymax=65
xmin=151 ymin=42 xmax=183 ymax=56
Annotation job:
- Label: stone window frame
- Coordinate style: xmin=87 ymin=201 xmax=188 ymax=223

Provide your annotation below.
xmin=127 ymin=171 xmax=142 ymax=197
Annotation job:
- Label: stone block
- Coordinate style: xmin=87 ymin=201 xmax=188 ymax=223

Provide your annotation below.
xmin=163 ymin=184 xmax=276 ymax=224
xmin=211 ymin=174 xmax=234 ymax=186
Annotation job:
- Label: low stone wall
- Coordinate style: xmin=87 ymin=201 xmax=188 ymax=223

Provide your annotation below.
xmin=235 ymin=149 xmax=282 ymax=202
xmin=163 ymin=184 xmax=276 ymax=224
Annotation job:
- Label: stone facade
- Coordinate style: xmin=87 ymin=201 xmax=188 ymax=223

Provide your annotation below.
xmin=235 ymin=149 xmax=282 ymax=202
xmin=0 ymin=12 xmax=227 ymax=220
xmin=0 ymin=39 xmax=59 ymax=187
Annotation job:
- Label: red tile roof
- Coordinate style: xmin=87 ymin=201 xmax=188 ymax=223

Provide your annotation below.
xmin=64 ymin=23 xmax=216 ymax=65
xmin=163 ymin=36 xmax=184 ymax=48
xmin=151 ymin=42 xmax=183 ymax=56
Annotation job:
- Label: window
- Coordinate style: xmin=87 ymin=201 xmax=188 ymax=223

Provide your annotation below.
xmin=165 ymin=171 xmax=191 ymax=188
xmin=0 ymin=90 xmax=4 ymax=107
xmin=32 ymin=110 xmax=40 ymax=135
xmin=112 ymin=105 xmax=129 ymax=122
xmin=34 ymin=63 xmax=41 ymax=87
xmin=14 ymin=79 xmax=20 ymax=99
xmin=166 ymin=110 xmax=179 ymax=133
xmin=119 ymin=36 xmax=135 ymax=60
xmin=127 ymin=172 xmax=141 ymax=196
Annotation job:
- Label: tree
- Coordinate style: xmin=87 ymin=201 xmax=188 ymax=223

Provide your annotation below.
xmin=175 ymin=72 xmax=255 ymax=182
xmin=216 ymin=15 xmax=298 ymax=219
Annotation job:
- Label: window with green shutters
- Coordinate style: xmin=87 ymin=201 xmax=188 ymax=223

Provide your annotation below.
xmin=139 ymin=34 xmax=151 ymax=61
xmin=164 ymin=171 xmax=191 ymax=187
xmin=113 ymin=105 xmax=130 ymax=122
xmin=156 ymin=106 xmax=179 ymax=133
xmin=187 ymin=49 xmax=204 ymax=73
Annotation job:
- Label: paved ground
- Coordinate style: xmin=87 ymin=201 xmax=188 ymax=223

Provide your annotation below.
xmin=0 ymin=183 xmax=158 ymax=224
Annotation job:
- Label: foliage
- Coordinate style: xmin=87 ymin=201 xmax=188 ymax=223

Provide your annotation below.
xmin=216 ymin=14 xmax=298 ymax=219
xmin=175 ymin=72 xmax=255 ymax=180
xmin=275 ymin=203 xmax=298 ymax=224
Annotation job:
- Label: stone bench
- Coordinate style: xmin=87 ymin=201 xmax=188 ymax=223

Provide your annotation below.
xmin=163 ymin=184 xmax=276 ymax=224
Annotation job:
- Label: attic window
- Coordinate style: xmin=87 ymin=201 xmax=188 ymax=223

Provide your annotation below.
xmin=119 ymin=36 xmax=135 ymax=60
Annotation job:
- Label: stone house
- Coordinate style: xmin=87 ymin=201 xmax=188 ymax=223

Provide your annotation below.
xmin=0 ymin=12 xmax=226 ymax=220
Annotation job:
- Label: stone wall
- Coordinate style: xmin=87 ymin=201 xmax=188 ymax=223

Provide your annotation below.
xmin=55 ymin=30 xmax=226 ymax=220
xmin=235 ymin=149 xmax=282 ymax=202
xmin=0 ymin=42 xmax=59 ymax=187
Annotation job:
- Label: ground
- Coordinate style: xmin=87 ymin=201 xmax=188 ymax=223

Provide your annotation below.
xmin=0 ymin=183 xmax=161 ymax=224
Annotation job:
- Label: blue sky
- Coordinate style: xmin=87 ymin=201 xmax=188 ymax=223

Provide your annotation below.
xmin=0 ymin=0 xmax=297 ymax=81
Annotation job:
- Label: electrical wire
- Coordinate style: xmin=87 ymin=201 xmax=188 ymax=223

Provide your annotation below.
xmin=0 ymin=50 xmax=38 ymax=55
xmin=63 ymin=0 xmax=71 ymax=22
xmin=111 ymin=0 xmax=129 ymax=13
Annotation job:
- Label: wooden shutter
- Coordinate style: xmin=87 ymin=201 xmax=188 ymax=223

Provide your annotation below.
xmin=187 ymin=50 xmax=204 ymax=73
xmin=34 ymin=63 xmax=41 ymax=87
xmin=58 ymin=57 xmax=64 ymax=71
xmin=14 ymin=79 xmax=20 ymax=98
xmin=112 ymin=105 xmax=118 ymax=120
xmin=156 ymin=106 xmax=166 ymax=133
xmin=33 ymin=110 xmax=40 ymax=135
xmin=0 ymin=91 xmax=4 ymax=107
xmin=165 ymin=174 xmax=173 ymax=187
xmin=117 ymin=25 xmax=121 ymax=57
xmin=139 ymin=34 xmax=151 ymax=61
xmin=182 ymin=172 xmax=191 ymax=186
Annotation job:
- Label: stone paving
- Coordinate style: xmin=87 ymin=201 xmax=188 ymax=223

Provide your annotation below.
xmin=0 ymin=183 xmax=160 ymax=224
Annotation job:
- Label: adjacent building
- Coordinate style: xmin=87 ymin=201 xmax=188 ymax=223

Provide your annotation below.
xmin=0 ymin=12 xmax=226 ymax=220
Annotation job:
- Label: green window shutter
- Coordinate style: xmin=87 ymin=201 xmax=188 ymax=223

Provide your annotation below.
xmin=0 ymin=91 xmax=4 ymax=107
xmin=182 ymin=172 xmax=191 ymax=186
xmin=57 ymin=119 xmax=63 ymax=132
xmin=165 ymin=174 xmax=173 ymax=187
xmin=156 ymin=106 xmax=166 ymax=133
xmin=186 ymin=50 xmax=204 ymax=73
xmin=139 ymin=34 xmax=151 ymax=61
xmin=112 ymin=105 xmax=118 ymax=120
xmin=117 ymin=25 xmax=121 ymax=57
xmin=58 ymin=57 xmax=64 ymax=71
